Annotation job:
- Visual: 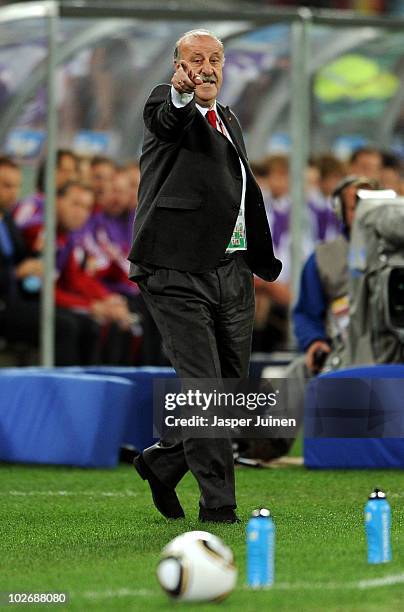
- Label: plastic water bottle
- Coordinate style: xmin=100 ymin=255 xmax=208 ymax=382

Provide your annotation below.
xmin=365 ymin=488 xmax=392 ymax=564
xmin=247 ymin=508 xmax=275 ymax=588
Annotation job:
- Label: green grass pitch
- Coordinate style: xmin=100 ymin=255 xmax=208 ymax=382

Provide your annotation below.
xmin=1 ymin=461 xmax=404 ymax=611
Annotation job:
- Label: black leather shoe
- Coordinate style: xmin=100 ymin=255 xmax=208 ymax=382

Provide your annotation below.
xmin=199 ymin=505 xmax=240 ymax=524
xmin=133 ymin=454 xmax=185 ymax=520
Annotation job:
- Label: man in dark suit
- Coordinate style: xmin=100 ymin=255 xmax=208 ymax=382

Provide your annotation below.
xmin=129 ymin=30 xmax=281 ymax=523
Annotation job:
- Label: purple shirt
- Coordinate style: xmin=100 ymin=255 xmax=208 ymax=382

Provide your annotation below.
xmin=307 ymin=192 xmax=341 ymax=242
xmin=74 ymin=210 xmax=138 ymax=296
xmin=13 ymin=193 xmax=44 ymax=229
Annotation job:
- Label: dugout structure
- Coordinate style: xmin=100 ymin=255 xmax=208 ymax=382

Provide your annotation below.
xmin=0 ymin=1 xmax=403 ymax=364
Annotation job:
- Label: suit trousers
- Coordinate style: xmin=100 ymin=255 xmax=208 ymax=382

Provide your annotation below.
xmin=138 ymin=252 xmax=255 ymax=509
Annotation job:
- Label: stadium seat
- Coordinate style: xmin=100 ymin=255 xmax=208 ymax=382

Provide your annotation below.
xmin=304 ymin=365 xmax=404 ymax=468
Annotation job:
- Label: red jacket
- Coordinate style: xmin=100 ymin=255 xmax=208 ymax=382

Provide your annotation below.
xmin=56 ymin=231 xmax=110 ymax=310
xmin=27 ymin=225 xmax=110 ymax=312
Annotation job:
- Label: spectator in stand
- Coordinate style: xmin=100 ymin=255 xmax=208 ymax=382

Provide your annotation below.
xmin=349 ymin=146 xmax=382 ymax=181
xmin=112 ymin=166 xmax=164 ymax=364
xmin=307 ymin=153 xmax=346 ymax=243
xmin=0 ymin=156 xmax=20 ymax=214
xmin=35 ymin=149 xmax=79 ymax=194
xmin=252 ymin=155 xmax=294 ymax=351
xmin=125 ymin=160 xmax=140 ymax=209
xmin=26 ymin=181 xmax=132 ymax=354
xmin=305 ymin=156 xmax=321 ymax=201
xmin=261 ymin=155 xmax=292 ymax=287
xmin=111 ymin=166 xmax=134 ymax=224
xmin=90 ymin=155 xmax=116 ymax=212
xmin=13 ymin=149 xmax=79 ymax=234
xmin=77 ymin=154 xmax=92 ymax=184
xmin=0 ymin=156 xmax=98 ymax=365
xmin=81 ymin=167 xmax=164 ymax=364
xmin=262 ymin=154 xmax=313 ymax=280
xmin=89 ymin=167 xmax=135 ymax=295
xmin=381 ymin=151 xmax=404 ymax=195
xmin=53 ymin=149 xmax=79 ymax=187
xmin=72 ymin=155 xmax=118 ymax=292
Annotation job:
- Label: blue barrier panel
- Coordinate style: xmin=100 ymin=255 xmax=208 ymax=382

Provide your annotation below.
xmin=0 ymin=371 xmax=134 ymax=467
xmin=64 ymin=367 xmax=176 ymax=452
xmin=0 ymin=366 xmax=177 ymax=454
xmin=304 ymin=365 xmax=404 ymax=469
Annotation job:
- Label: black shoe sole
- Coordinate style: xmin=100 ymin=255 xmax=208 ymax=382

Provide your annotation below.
xmin=199 ymin=511 xmax=240 ymax=524
xmin=133 ymin=455 xmax=185 ymax=520
xmin=133 ymin=454 xmax=150 ymax=481
xmin=199 ymin=516 xmax=240 ymax=524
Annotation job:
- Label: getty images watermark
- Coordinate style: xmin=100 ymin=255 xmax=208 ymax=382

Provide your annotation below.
xmin=164 ymin=388 xmax=291 ymax=428
xmin=153 ymin=379 xmax=301 ymax=439
xmin=153 ymin=376 xmax=404 ymax=439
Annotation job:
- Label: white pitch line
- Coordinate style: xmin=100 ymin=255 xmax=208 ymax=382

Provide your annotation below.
xmin=275 ymin=582 xmax=347 ymax=591
xmin=81 ymin=588 xmax=156 ymax=600
xmin=75 ymin=574 xmax=404 ymax=601
xmin=276 ymin=573 xmax=404 ymax=591
xmin=358 ymin=574 xmax=404 ymax=589
xmin=1 ymin=490 xmax=138 ymax=498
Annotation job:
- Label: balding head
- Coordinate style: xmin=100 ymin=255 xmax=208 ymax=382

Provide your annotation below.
xmin=174 ymin=29 xmax=224 ymax=63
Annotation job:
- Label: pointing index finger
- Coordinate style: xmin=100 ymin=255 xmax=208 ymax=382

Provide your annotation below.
xmin=179 ymin=60 xmax=190 ymax=73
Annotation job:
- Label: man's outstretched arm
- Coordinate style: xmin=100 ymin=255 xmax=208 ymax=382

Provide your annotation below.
xmin=144 ymin=61 xmax=202 ymax=141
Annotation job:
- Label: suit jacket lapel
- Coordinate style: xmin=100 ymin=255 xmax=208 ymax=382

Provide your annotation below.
xmin=217 ymin=104 xmax=248 ymax=164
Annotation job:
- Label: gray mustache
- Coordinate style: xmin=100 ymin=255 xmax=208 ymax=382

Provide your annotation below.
xmin=200 ymin=75 xmax=216 ymax=84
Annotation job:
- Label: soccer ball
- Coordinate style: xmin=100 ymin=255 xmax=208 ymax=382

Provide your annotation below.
xmin=156 ymin=530 xmax=237 ymax=602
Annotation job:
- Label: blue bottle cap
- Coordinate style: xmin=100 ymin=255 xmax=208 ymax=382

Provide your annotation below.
xmin=369 ymin=488 xmax=386 ymax=500
xmin=22 ymin=275 xmax=42 ymax=293
xmin=252 ymin=508 xmax=270 ymax=517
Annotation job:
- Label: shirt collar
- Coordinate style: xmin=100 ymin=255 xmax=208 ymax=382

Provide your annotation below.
xmin=195 ymin=100 xmax=218 ymax=117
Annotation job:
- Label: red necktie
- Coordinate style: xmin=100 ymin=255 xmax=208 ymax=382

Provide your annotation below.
xmin=206 ymin=109 xmax=217 ymax=130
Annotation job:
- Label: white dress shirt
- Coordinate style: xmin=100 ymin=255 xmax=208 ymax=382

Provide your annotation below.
xmin=171 ymin=86 xmax=247 ymax=252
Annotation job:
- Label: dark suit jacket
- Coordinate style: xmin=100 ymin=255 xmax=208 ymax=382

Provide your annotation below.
xmin=128 ymin=84 xmax=282 ymax=282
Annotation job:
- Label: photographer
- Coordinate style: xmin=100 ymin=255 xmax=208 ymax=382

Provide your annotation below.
xmin=246 ymin=176 xmax=380 ymax=463
xmin=293 ymin=176 xmax=378 ymax=374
